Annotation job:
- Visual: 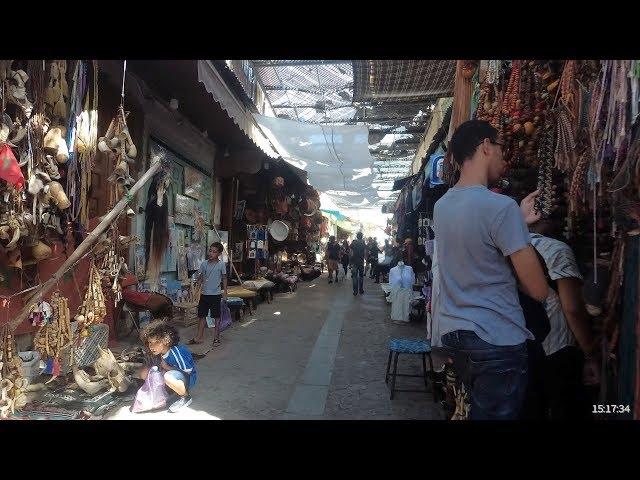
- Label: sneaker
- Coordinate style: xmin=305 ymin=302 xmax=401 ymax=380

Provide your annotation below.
xmin=328 ymin=279 xmax=333 ymax=284
xmin=168 ymin=395 xmax=192 ymax=413
xmin=353 ymin=291 xmax=358 ymax=296
xmin=359 ymin=290 xmax=364 ymax=294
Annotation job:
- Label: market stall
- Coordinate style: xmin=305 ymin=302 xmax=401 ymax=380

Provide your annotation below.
xmin=0 ymin=59 xmax=169 ymax=418
xmin=410 ymin=60 xmax=640 ymax=419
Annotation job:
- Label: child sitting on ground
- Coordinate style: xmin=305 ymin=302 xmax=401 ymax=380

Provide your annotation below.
xmin=139 ymin=319 xmax=198 ymax=413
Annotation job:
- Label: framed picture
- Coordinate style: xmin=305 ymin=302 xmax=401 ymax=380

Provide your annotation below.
xmin=248 ymin=250 xmax=256 ymax=259
xmin=187 ymin=243 xmax=205 ymax=271
xmin=175 ymin=194 xmax=195 ymax=226
xmin=184 ymin=166 xmax=205 ymax=200
xmin=233 ymin=242 xmax=244 ymax=262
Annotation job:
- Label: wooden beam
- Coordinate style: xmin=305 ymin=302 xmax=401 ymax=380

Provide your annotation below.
xmin=9 ymin=158 xmax=163 ymax=333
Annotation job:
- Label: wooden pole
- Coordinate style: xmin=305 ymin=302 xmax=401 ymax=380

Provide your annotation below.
xmin=210 ymin=222 xmax=243 ymax=286
xmin=9 ymin=158 xmax=163 ymax=332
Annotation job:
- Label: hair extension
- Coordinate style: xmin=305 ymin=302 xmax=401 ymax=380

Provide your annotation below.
xmin=144 ymin=172 xmax=169 ymax=281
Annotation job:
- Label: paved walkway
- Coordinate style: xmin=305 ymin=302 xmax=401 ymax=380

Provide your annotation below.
xmin=104 ymin=272 xmax=445 ymax=420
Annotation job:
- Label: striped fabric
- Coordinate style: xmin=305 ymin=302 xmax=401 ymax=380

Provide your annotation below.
xmin=530 ymin=233 xmax=582 ymax=356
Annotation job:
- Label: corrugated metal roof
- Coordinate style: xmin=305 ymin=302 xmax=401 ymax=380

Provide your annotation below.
xmin=251 ymin=60 xmax=453 ymax=207
xmin=352 ymin=60 xmax=456 ymax=103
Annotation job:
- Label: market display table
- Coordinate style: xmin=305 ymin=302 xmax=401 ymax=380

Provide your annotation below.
xmin=226 ymin=286 xmax=257 ymax=315
xmin=242 ymin=279 xmax=276 ymax=304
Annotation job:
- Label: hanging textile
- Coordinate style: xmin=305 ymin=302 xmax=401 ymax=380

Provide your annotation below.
xmin=636 ymin=239 xmax=640 ymax=419
xmin=443 ymin=61 xmax=475 ymax=185
xmin=618 ymin=236 xmax=639 ymax=418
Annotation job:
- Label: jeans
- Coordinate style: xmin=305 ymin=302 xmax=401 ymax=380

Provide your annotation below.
xmin=351 ymin=264 xmax=364 ymax=293
xmin=441 ymin=330 xmax=528 ymax=420
xmin=369 ymin=259 xmax=378 ymax=278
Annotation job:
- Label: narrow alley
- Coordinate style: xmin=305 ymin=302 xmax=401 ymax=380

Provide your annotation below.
xmin=105 ymin=273 xmax=445 ymax=420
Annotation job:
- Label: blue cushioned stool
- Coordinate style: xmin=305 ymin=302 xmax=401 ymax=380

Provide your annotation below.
xmin=226 ymin=297 xmax=245 ymax=321
xmin=385 ymin=338 xmax=437 ymax=401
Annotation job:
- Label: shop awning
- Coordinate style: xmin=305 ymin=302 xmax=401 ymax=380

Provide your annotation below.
xmin=392 ymin=173 xmax=419 ymax=191
xmin=121 ymin=60 xmax=275 ymax=158
xmin=337 ymin=219 xmax=355 ymax=232
xmin=197 ymin=60 xmax=279 ymax=159
xmin=321 ymin=209 xmax=347 ymax=221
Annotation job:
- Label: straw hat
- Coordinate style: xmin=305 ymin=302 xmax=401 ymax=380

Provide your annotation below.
xmin=32 ymin=241 xmax=52 ymax=261
xmin=269 ymin=220 xmax=289 ymax=242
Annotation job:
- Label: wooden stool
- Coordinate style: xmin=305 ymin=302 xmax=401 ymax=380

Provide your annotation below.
xmin=385 ymin=338 xmax=437 ymax=401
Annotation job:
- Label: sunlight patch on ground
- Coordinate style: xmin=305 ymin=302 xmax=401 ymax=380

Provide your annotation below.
xmin=105 ymin=404 xmax=221 ymax=420
xmin=273 ymin=312 xmax=281 ymax=315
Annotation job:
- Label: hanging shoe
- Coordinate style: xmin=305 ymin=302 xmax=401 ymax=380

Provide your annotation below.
xmin=44 ymin=155 xmax=61 ymax=180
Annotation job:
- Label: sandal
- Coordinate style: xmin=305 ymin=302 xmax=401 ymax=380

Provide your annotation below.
xmin=187 ymin=339 xmax=203 ymax=345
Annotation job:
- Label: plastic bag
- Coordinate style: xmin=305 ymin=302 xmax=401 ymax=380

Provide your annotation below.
xmin=219 ymin=300 xmax=232 ymax=332
xmin=131 ymin=366 xmax=168 ymax=413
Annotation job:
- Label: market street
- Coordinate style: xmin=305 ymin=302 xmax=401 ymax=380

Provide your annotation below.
xmin=104 ymin=273 xmax=445 ymax=420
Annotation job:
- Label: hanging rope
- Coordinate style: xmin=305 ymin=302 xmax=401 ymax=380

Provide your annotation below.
xmin=121 ymin=60 xmax=127 ymax=106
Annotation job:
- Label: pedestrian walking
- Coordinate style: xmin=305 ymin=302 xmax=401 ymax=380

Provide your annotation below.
xmin=349 ymin=232 xmax=366 ymax=296
xmin=340 ymin=239 xmax=350 ymax=281
xmin=325 ymin=236 xmax=341 ymax=284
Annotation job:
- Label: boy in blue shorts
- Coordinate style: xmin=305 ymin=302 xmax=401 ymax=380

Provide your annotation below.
xmin=140 ymin=319 xmax=198 ymax=413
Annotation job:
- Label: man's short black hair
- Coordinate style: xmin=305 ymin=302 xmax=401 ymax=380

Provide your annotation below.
xmin=449 ymin=120 xmax=499 ymax=166
xmin=356 ymin=232 xmax=363 ymax=239
xmin=209 ymin=241 xmax=224 ymax=253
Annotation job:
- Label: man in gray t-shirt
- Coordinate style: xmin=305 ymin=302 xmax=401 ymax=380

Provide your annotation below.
xmin=433 ymin=120 xmax=548 ymax=420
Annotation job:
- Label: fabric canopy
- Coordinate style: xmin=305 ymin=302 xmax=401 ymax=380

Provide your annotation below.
xmin=253 ymin=113 xmax=379 ymax=209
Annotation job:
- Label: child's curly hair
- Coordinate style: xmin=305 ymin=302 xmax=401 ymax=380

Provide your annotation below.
xmin=140 ymin=319 xmax=179 ymax=347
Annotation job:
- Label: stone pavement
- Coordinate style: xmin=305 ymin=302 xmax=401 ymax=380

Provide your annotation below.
xmin=104 ymin=272 xmax=446 ymax=420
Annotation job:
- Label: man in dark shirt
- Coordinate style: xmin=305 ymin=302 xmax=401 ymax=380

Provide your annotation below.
xmin=368 ymin=237 xmax=380 ymax=279
xmin=350 ymin=232 xmax=366 ymax=296
xmin=325 ymin=236 xmax=341 ymax=284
